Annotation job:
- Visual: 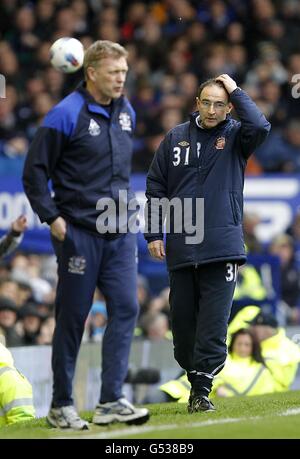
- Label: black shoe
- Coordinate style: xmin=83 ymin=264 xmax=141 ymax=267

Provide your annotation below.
xmin=188 ymin=395 xmax=216 ymax=413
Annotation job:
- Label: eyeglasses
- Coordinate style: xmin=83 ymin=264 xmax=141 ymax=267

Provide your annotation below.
xmin=199 ymin=100 xmax=227 ymax=110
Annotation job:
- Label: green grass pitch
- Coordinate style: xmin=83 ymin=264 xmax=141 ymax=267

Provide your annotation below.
xmin=1 ymin=391 xmax=300 ymax=439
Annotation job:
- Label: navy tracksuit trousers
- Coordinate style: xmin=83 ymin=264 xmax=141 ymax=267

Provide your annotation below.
xmin=169 ymin=262 xmax=237 ymax=395
xmin=51 ymin=222 xmax=138 ymax=407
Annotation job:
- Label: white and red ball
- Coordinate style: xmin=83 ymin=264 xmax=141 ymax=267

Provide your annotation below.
xmin=50 ymin=37 xmax=84 ymax=73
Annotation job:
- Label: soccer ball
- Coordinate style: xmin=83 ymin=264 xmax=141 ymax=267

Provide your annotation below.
xmin=50 ymin=37 xmax=84 ymax=74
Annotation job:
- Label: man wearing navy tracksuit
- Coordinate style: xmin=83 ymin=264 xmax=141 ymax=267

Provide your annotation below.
xmin=145 ymin=74 xmax=271 ymax=413
xmin=23 ymin=40 xmax=149 ymax=429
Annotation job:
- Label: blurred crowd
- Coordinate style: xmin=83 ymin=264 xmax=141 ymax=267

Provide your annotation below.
xmin=0 ymin=251 xmax=111 ymax=346
xmin=1 ymin=0 xmax=300 ymax=347
xmin=0 ymin=0 xmax=300 ymax=176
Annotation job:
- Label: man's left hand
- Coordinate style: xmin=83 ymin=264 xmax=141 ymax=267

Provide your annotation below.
xmin=215 ymin=74 xmax=237 ymax=95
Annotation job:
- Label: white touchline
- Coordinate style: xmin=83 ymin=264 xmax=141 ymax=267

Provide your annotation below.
xmin=55 ymin=416 xmax=256 ymax=439
xmin=281 ymin=408 xmax=300 ymax=416
xmin=55 ymin=407 xmax=300 ymax=439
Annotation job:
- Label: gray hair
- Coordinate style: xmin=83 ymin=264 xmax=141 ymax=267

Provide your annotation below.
xmin=83 ymin=40 xmax=128 ymax=79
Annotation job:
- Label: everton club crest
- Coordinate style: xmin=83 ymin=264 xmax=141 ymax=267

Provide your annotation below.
xmin=68 ymin=256 xmax=86 ymax=275
xmin=119 ymin=112 xmax=132 ymax=132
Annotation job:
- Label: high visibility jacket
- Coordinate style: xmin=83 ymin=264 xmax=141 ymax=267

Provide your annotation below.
xmin=228 ymin=306 xmax=300 ymax=390
xmin=160 ymin=374 xmax=190 ymax=403
xmin=160 ymin=306 xmax=300 ymax=401
xmin=227 ymin=305 xmax=261 ymax=343
xmin=261 ymin=329 xmax=300 ymax=391
xmin=233 ymin=266 xmax=267 ymax=301
xmin=211 ymin=354 xmax=277 ymax=397
xmin=0 ymin=344 xmax=35 ymax=426
xmin=160 ymin=354 xmax=277 ymax=402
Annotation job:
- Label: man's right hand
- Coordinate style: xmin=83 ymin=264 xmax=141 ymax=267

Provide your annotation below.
xmin=50 ymin=217 xmax=67 ymax=241
xmin=148 ymin=240 xmax=165 ymax=260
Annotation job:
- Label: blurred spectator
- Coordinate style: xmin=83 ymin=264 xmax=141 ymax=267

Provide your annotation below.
xmin=36 ymin=315 xmax=55 ymax=345
xmin=137 ymin=274 xmax=151 ymax=318
xmin=146 ymin=327 xmax=276 ymax=404
xmin=0 ymin=261 xmax=10 ymax=279
xmin=233 ymin=264 xmax=267 ymax=311
xmin=132 ymin=122 xmax=164 ymax=172
xmin=18 ymin=302 xmax=45 ymax=345
xmin=0 ymin=278 xmax=19 ymax=305
xmin=35 ymin=301 xmax=54 ymax=319
xmin=287 ymin=212 xmax=300 ymax=270
xmin=212 ymin=327 xmax=275 ymax=397
xmin=88 ymin=301 xmax=107 ymax=342
xmin=255 ymin=119 xmax=300 ymax=172
xmin=10 ymin=270 xmax=33 ymax=307
xmin=160 ymin=108 xmax=184 ymax=134
xmin=248 ymin=310 xmax=300 ymax=389
xmin=7 ymin=5 xmax=40 ymax=70
xmin=0 ymin=215 xmax=27 ymax=260
xmin=0 ymin=296 xmax=23 ymax=346
xmin=146 ymin=287 xmax=170 ymax=317
xmin=35 ymin=0 xmax=56 ymax=41
xmin=243 ymin=212 xmax=264 ymax=254
xmin=269 ymin=234 xmax=300 ymax=323
xmin=139 ymin=312 xmax=171 ymax=341
xmin=54 ymin=7 xmax=77 ymax=38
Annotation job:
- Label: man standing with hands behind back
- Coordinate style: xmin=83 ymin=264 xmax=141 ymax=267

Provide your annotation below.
xmin=23 ymin=40 xmax=149 ymax=429
xmin=145 ymin=74 xmax=271 ymax=413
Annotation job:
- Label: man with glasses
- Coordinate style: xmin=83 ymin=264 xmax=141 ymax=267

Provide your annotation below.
xmin=145 ymin=74 xmax=271 ymax=413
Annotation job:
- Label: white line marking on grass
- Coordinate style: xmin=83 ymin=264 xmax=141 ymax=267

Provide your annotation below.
xmin=56 ymin=417 xmax=253 ymax=439
xmin=55 ymin=407 xmax=300 ymax=439
xmin=281 ymin=408 xmax=300 ymax=416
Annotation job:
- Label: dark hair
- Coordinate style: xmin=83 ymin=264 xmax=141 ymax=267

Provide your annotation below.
xmin=229 ymin=328 xmax=265 ymax=365
xmin=197 ymin=78 xmax=229 ymax=101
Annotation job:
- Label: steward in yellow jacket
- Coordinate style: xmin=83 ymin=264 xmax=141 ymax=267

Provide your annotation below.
xmin=160 ymin=356 xmax=277 ymax=402
xmin=160 ymin=328 xmax=277 ymax=402
xmin=233 ymin=266 xmax=267 ymax=303
xmin=229 ymin=306 xmax=300 ymax=391
xmin=0 ymin=343 xmax=35 ymax=426
xmin=211 ymin=354 xmax=276 ymax=397
xmin=159 ymin=307 xmax=300 ymax=402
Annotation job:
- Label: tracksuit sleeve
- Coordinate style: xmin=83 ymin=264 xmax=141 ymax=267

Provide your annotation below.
xmin=230 ymin=88 xmax=271 ymax=159
xmin=22 ymin=126 xmax=66 ymax=224
xmin=144 ymin=136 xmax=169 ymax=242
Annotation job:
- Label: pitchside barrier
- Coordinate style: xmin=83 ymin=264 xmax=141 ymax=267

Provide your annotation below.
xmin=10 ymin=329 xmax=300 ymax=418
xmin=10 ymin=339 xmax=180 ymax=418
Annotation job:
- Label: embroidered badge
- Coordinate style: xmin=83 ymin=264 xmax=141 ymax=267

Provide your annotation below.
xmin=178 ymin=141 xmax=190 ymax=147
xmin=68 ymin=256 xmax=86 ymax=275
xmin=88 ymin=119 xmax=101 ymax=136
xmin=119 ymin=112 xmax=132 ymax=131
xmin=215 ymin=137 xmax=226 ymax=149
